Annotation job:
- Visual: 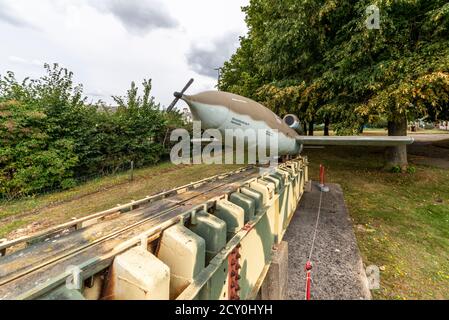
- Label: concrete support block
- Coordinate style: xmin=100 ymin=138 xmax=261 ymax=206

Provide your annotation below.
xmin=240 ymin=187 xmax=263 ymax=212
xmin=260 ymin=241 xmax=288 ymax=300
xmin=106 ymin=247 xmax=170 ymax=300
xmin=262 ymin=176 xmax=280 ymax=194
xmin=157 ymin=224 xmax=205 ymax=299
xmin=270 ymin=172 xmax=286 ymax=189
xmin=215 ymin=199 xmax=245 ymax=240
xmin=229 ymin=192 xmax=255 ymax=222
xmin=250 ymin=180 xmax=274 ymax=205
xmin=258 ymin=179 xmax=276 ymax=197
xmin=189 ymin=211 xmax=227 ymax=263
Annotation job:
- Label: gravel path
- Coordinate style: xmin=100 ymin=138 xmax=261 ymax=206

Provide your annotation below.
xmin=285 ymin=182 xmax=371 ymax=300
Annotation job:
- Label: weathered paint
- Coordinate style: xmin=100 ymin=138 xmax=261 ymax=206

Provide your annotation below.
xmin=189 ymin=211 xmax=227 ymax=263
xmin=214 ymin=199 xmax=245 ymax=240
xmin=228 ymin=192 xmax=256 ymax=222
xmin=105 ymin=247 xmax=170 ymax=300
xmin=157 ymin=224 xmax=205 ymax=299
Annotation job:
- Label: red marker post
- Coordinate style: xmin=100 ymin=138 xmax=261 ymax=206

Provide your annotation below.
xmin=305 ymin=261 xmax=312 ymax=300
xmin=319 ymin=164 xmax=330 ymax=193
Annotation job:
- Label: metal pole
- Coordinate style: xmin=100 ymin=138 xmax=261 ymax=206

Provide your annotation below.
xmin=214 ymin=67 xmax=221 ymax=87
xmin=130 ymin=161 xmax=134 ymax=181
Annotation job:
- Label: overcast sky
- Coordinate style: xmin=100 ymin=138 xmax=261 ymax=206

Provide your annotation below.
xmin=0 ymin=0 xmax=249 ymax=107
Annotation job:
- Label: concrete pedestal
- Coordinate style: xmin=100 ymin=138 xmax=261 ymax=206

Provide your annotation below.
xmin=260 ymin=241 xmax=288 ymax=300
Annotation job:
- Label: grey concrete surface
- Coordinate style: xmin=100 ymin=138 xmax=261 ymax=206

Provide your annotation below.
xmin=284 ymin=182 xmax=371 ymax=300
xmin=261 ymin=241 xmax=288 ymax=300
xmin=409 ymin=133 xmax=449 ymax=142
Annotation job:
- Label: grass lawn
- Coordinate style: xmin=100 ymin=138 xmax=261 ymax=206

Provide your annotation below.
xmin=304 ymin=143 xmax=449 ymax=300
xmin=0 ymin=162 xmax=242 ymax=239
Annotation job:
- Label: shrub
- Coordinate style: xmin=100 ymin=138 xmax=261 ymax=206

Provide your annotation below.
xmin=0 ymin=64 xmax=184 ymax=198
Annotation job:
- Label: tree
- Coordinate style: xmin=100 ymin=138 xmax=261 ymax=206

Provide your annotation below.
xmin=112 ymin=79 xmax=166 ymax=167
xmin=0 ymin=66 xmax=81 ymax=197
xmin=220 ymin=37 xmax=264 ymax=100
xmin=0 ymin=64 xmax=178 ymax=198
xmin=220 ymin=0 xmax=449 ymax=170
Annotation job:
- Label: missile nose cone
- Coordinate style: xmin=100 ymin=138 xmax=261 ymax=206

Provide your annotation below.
xmin=183 ymin=92 xmax=229 ymax=129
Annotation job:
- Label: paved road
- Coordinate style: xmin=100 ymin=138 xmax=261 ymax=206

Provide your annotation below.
xmin=409 ymin=133 xmax=449 ymax=142
xmin=284 ymin=182 xmax=371 ymax=300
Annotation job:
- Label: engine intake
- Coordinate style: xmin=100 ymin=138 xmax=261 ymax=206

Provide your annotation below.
xmin=283 ymin=114 xmax=301 ymax=131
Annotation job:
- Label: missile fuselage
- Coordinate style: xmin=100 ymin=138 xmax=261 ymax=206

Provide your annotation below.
xmin=182 ymin=91 xmax=301 ymax=156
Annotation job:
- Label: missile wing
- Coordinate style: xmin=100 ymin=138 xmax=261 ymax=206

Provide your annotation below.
xmin=295 ymin=135 xmax=414 ymax=146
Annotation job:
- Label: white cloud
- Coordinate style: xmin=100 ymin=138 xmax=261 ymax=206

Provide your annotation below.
xmin=0 ymin=0 xmax=249 ymax=107
xmin=0 ymin=0 xmax=35 ymax=29
xmin=89 ymin=0 xmax=178 ymax=35
xmin=187 ymin=32 xmax=241 ymax=78
xmin=8 ymin=55 xmax=44 ymax=67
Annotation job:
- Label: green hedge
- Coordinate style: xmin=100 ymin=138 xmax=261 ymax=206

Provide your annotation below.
xmin=0 ymin=64 xmax=185 ymax=198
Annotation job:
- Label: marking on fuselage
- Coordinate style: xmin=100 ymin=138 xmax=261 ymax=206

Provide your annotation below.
xmin=231 ymin=117 xmax=250 ymax=127
xmin=231 ymin=98 xmax=248 ymax=104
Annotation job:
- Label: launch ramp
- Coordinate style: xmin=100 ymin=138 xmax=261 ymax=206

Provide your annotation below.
xmin=0 ymin=158 xmax=308 ymax=300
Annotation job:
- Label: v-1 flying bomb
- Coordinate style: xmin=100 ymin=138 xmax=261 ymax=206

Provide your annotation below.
xmin=168 ymin=79 xmax=413 ymax=156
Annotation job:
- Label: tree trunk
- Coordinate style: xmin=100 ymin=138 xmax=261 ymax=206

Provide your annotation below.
xmin=358 ymin=124 xmax=364 ymax=134
xmin=303 ymin=122 xmax=308 ymax=135
xmin=308 ymin=120 xmax=314 ymax=136
xmin=384 ymin=116 xmax=408 ymax=171
xmin=324 ymin=117 xmax=330 ymax=136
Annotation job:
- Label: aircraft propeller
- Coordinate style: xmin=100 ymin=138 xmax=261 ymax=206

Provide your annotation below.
xmin=166 ymin=78 xmax=194 ymax=112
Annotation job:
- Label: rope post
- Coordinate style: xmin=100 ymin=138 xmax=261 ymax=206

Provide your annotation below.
xmin=305 ymin=261 xmax=312 ymax=300
xmin=319 ymin=164 xmax=330 ymax=193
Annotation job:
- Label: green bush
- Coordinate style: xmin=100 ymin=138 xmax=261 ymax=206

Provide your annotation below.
xmin=391 ymin=165 xmax=402 ymax=173
xmin=0 ymin=64 xmax=185 ymax=198
xmin=406 ymin=166 xmax=416 ymax=174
